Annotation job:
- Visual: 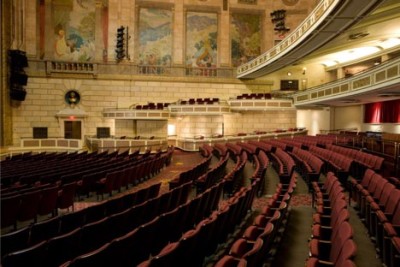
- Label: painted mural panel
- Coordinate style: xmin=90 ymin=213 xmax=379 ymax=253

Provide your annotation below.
xmin=231 ymin=13 xmax=261 ymax=67
xmin=186 ymin=12 xmax=218 ymax=72
xmin=51 ymin=0 xmax=98 ymax=61
xmin=138 ymin=8 xmax=172 ymax=73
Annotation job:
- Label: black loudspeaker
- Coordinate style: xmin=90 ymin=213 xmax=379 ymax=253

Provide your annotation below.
xmin=8 ymin=50 xmax=28 ymax=101
xmin=10 ymin=88 xmax=27 ymax=101
xmin=10 ymin=72 xmax=28 ymax=86
xmin=8 ymin=50 xmax=28 ymax=69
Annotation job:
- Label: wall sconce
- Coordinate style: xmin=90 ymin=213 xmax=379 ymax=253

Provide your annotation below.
xmin=302 ymin=67 xmax=307 ymax=75
xmin=287 ymin=71 xmax=292 ymax=76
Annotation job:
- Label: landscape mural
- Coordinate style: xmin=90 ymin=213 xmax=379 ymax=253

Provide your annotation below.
xmin=186 ymin=12 xmax=218 ymax=71
xmin=51 ymin=0 xmax=98 ymax=61
xmin=231 ymin=13 xmax=261 ymax=67
xmin=138 ymin=8 xmax=172 ymax=73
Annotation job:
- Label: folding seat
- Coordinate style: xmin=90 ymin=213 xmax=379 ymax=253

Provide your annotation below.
xmin=37 ymin=184 xmax=59 ymax=218
xmin=137 ymin=241 xmax=182 ymax=267
xmin=144 ymin=197 xmax=161 ymax=222
xmin=1 ymin=194 xmax=21 ymax=230
xmin=79 ymin=217 xmax=110 ymax=254
xmin=0 ymin=226 xmax=31 ymax=258
xmin=30 ymin=216 xmax=61 ymax=245
xmin=390 ymin=236 xmax=400 ymax=267
xmin=147 ymin=182 xmax=162 ymax=199
xmin=363 ymin=176 xmax=388 ymax=225
xmin=60 ymin=242 xmax=111 ymax=267
xmin=120 ymin=191 xmax=137 ymax=210
xmin=17 ymin=190 xmax=41 ymax=223
xmin=371 ymin=189 xmax=400 ymax=241
xmin=1 ymin=240 xmax=49 ymax=267
xmin=381 ymin=203 xmax=400 ymax=265
xmin=125 ymin=201 xmax=148 ymax=231
xmin=308 ymin=221 xmax=353 ymax=260
xmin=84 ymin=203 xmax=106 ymax=224
xmin=349 ymin=168 xmax=375 ymax=207
xmin=306 ymin=239 xmax=357 ymax=267
xmin=104 ymin=196 xmax=125 ymax=216
xmin=157 ymin=191 xmax=172 ymax=214
xmin=106 ymin=228 xmax=141 ymax=267
xmin=311 ymin=208 xmax=350 ymax=240
xmin=59 ymin=208 xmax=86 ymax=234
xmin=313 ymin=199 xmax=347 ymax=226
xmin=134 ymin=187 xmax=150 ymax=205
xmin=95 ymin=172 xmax=116 ymax=200
xmin=111 ymin=169 xmax=125 ymax=193
xmin=368 ymin=182 xmax=396 ymax=231
xmin=57 ymin=181 xmax=77 ymax=212
xmin=358 ymin=173 xmax=382 ymax=218
xmin=214 ymin=255 xmax=248 ymax=267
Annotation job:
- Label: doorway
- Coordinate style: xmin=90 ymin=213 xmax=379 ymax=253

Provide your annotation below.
xmin=64 ymin=121 xmax=82 ymax=139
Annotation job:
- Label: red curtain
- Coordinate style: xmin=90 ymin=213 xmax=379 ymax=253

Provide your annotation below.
xmin=364 ymin=99 xmax=400 ymax=123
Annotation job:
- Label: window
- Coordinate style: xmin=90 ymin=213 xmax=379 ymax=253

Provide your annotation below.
xmin=33 ymin=127 xmax=48 ymax=139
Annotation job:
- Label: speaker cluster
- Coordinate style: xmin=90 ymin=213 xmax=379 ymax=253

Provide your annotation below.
xmin=8 ymin=50 xmax=28 ymax=101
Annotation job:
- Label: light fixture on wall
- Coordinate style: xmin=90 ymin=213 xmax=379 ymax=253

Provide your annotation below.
xmin=302 ymin=67 xmax=306 ymax=75
xmin=287 ymin=71 xmax=292 ymax=76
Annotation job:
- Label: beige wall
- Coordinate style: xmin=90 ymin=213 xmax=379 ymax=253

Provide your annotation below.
xmin=11 ymin=77 xmax=297 ymax=145
xmin=333 ymin=105 xmax=362 ymax=132
xmin=296 ymin=108 xmax=331 ymax=136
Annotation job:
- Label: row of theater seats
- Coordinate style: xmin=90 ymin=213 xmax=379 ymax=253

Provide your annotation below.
xmin=223 ymin=150 xmax=248 ymax=196
xmin=326 ymin=144 xmax=385 ymax=178
xmin=168 ymin=154 xmax=212 ymax=190
xmin=270 ymin=148 xmax=296 ymax=184
xmin=135 ymin=102 xmax=170 ymax=110
xmin=1 ymin=149 xmax=142 ymax=187
xmin=307 ymin=172 xmax=357 ymax=266
xmin=59 ymin=180 xmax=224 ymax=267
xmin=249 ymin=149 xmax=270 ymax=197
xmin=195 ymin=153 xmax=230 ymax=194
xmin=308 ymin=145 xmax=354 ymax=185
xmin=179 ymin=97 xmax=219 ymax=105
xmin=1 ymin=183 xmax=161 ymax=257
xmin=215 ymin=173 xmax=297 ymax=266
xmin=288 ymin=146 xmax=324 ymax=190
xmin=236 ymin=93 xmax=272 ymax=100
xmin=349 ymin=169 xmax=400 ymax=267
xmin=137 ymin=178 xmax=260 ymax=267
xmin=1 ymin=180 xmax=196 ymax=267
xmin=1 ymin=151 xmax=172 ymax=231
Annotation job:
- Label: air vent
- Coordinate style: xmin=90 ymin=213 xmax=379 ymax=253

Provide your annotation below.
xmin=348 ymin=32 xmax=369 ymax=40
xmin=378 ymin=92 xmax=400 ymax=97
xmin=339 ymin=99 xmax=360 ymax=103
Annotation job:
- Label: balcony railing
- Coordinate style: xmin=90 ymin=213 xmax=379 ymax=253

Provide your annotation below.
xmin=43 ymin=60 xmax=235 ymax=79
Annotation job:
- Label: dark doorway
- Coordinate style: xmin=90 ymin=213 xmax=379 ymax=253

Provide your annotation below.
xmin=64 ymin=121 xmax=81 ymax=139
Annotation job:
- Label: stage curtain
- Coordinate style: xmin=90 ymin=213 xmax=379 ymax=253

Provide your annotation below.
xmin=364 ymin=99 xmax=400 ymax=123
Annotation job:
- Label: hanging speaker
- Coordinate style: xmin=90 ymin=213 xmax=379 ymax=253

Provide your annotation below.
xmin=8 ymin=50 xmax=28 ymax=69
xmin=10 ymin=72 xmax=28 ymax=86
xmin=10 ymin=88 xmax=27 ymax=101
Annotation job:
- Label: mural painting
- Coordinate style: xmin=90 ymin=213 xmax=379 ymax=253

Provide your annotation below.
xmin=186 ymin=12 xmax=217 ymax=75
xmin=51 ymin=0 xmax=98 ymax=61
xmin=138 ymin=8 xmax=172 ymax=74
xmin=231 ymin=13 xmax=261 ymax=67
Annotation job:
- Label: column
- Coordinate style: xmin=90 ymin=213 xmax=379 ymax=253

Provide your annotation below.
xmin=219 ymin=10 xmax=230 ymax=67
xmin=172 ymin=0 xmax=184 ymax=66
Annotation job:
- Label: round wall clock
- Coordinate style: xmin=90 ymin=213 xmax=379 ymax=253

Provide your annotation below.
xmin=282 ymin=0 xmax=299 ymax=6
xmin=65 ymin=90 xmax=80 ymax=105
